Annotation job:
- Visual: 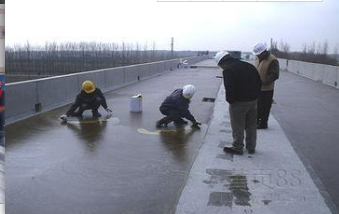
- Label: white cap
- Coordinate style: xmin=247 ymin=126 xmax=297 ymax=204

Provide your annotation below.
xmin=253 ymin=42 xmax=267 ymax=55
xmin=182 ymin=84 xmax=196 ymax=99
xmin=215 ymin=51 xmax=230 ymax=65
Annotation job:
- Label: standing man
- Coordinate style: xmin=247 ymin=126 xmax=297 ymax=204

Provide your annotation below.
xmin=253 ymin=42 xmax=280 ymax=129
xmin=215 ymin=51 xmax=262 ymax=155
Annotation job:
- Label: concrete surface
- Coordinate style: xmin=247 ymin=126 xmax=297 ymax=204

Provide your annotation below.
xmin=175 ymin=85 xmax=333 ymax=214
xmin=6 ymin=56 xmax=208 ymax=124
xmin=6 ymin=59 xmax=339 ymax=213
xmin=272 ymin=70 xmax=339 ymax=213
xmin=5 ymin=62 xmax=221 ymax=214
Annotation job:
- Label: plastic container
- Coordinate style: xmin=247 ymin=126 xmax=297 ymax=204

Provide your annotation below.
xmin=130 ymin=94 xmax=142 ymax=112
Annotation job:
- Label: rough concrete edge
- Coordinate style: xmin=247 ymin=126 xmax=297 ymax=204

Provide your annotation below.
xmin=173 ymin=82 xmax=222 ymax=214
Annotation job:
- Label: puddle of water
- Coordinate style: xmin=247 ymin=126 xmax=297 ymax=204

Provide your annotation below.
xmin=262 ymin=199 xmax=272 ymax=205
xmin=137 ymin=126 xmax=192 ymax=136
xmin=208 ymin=192 xmax=232 ymax=207
xmin=205 ymin=169 xmax=251 ymax=207
xmin=62 ymin=116 xmax=119 ymax=125
xmin=229 ymin=174 xmax=251 ymax=206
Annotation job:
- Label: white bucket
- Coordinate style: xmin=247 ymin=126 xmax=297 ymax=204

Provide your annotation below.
xmin=130 ymin=94 xmax=142 ymax=112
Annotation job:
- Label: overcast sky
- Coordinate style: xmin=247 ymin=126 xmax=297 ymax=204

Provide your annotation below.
xmin=5 ymin=0 xmax=339 ymax=53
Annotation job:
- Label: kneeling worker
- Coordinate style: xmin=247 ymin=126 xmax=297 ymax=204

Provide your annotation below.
xmin=156 ymin=85 xmax=201 ymax=128
xmin=66 ymin=80 xmax=112 ymax=118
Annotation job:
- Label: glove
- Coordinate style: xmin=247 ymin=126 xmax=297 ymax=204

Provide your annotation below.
xmin=105 ymin=108 xmax=112 ymax=113
xmin=191 ymin=121 xmax=201 ymax=129
xmin=59 ymin=115 xmax=68 ymax=123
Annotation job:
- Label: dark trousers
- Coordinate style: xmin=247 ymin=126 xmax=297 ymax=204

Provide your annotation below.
xmin=159 ymin=107 xmax=185 ymax=124
xmin=257 ymin=90 xmax=274 ymax=126
xmin=77 ymin=97 xmax=102 ymax=115
xmin=229 ymin=100 xmax=258 ymax=150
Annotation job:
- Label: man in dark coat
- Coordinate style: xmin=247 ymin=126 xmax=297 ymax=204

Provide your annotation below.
xmin=156 ymin=85 xmax=201 ymax=128
xmin=215 ymin=51 xmax=262 ymax=155
xmin=66 ymin=80 xmax=112 ymax=118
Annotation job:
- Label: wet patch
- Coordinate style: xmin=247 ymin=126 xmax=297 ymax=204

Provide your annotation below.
xmin=205 ymin=169 xmax=252 ymax=207
xmin=202 ymin=97 xmax=216 ymax=103
xmin=204 ymin=169 xmax=232 ymax=186
xmin=252 ymin=179 xmax=260 ymax=184
xmin=216 ymin=153 xmax=233 ymax=161
xmin=262 ymin=199 xmax=272 ymax=205
xmin=219 ymin=129 xmax=232 ymax=134
xmin=206 ymin=168 xmax=232 ymax=177
xmin=220 ymin=121 xmax=231 ymax=126
xmin=137 ymin=126 xmax=192 ymax=136
xmin=64 ymin=117 xmax=119 ymax=124
xmin=229 ymin=174 xmax=251 ymax=206
xmin=207 ymin=192 xmax=232 ymax=207
xmin=218 ymin=140 xmax=231 ymax=148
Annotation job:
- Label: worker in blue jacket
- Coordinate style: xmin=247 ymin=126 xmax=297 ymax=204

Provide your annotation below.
xmin=156 ymin=85 xmax=201 ymax=128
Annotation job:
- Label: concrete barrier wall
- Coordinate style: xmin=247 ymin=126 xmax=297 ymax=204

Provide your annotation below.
xmin=6 ymin=81 xmax=38 ymax=119
xmin=280 ymin=58 xmax=339 ymax=89
xmin=278 ymin=59 xmax=288 ymax=71
xmin=6 ymin=56 xmax=208 ymax=123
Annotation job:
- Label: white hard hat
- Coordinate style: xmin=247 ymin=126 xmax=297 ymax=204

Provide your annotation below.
xmin=253 ymin=42 xmax=267 ymax=55
xmin=182 ymin=84 xmax=196 ymax=99
xmin=215 ymin=51 xmax=230 ymax=65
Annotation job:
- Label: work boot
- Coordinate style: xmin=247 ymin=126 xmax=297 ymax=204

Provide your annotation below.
xmin=156 ymin=117 xmax=172 ymax=128
xmin=174 ymin=118 xmax=188 ymax=128
xmin=257 ymin=122 xmax=268 ymax=129
xmin=92 ymin=110 xmax=102 ymax=118
xmin=248 ymin=149 xmax=255 ymax=154
xmin=246 ymin=147 xmax=255 ymax=154
xmin=223 ymin=146 xmax=243 ymax=155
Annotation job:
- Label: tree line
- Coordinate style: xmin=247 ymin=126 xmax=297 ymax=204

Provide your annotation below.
xmin=270 ymin=39 xmax=339 ymax=66
xmin=5 ymin=41 xmax=200 ymax=77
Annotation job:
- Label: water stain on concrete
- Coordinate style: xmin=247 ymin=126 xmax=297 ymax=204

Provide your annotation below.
xmin=262 ymin=199 xmax=272 ymax=205
xmin=137 ymin=126 xmax=193 ymax=136
xmin=216 ymin=153 xmax=233 ymax=161
xmin=219 ymin=129 xmax=232 ymax=134
xmin=208 ymin=192 xmax=232 ymax=207
xmin=204 ymin=169 xmax=251 ymax=207
xmin=220 ymin=121 xmax=231 ymax=126
xmin=252 ymin=179 xmax=260 ymax=184
xmin=204 ymin=169 xmax=232 ymax=186
xmin=218 ymin=140 xmax=232 ymax=148
xmin=229 ymin=174 xmax=251 ymax=206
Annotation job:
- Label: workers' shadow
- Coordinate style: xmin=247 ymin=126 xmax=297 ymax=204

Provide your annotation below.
xmin=159 ymin=126 xmax=199 ymax=163
xmin=66 ymin=121 xmax=107 ymax=153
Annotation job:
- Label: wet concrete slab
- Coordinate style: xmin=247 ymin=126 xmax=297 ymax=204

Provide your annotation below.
xmin=5 ymin=64 xmax=222 ymax=214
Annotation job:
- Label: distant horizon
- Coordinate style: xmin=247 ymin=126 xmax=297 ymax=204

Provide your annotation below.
xmin=5 ymin=0 xmax=339 ymax=54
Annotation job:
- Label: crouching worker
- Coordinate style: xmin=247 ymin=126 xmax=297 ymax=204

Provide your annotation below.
xmin=66 ymin=81 xmax=112 ymax=118
xmin=156 ymin=84 xmax=201 ymax=129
